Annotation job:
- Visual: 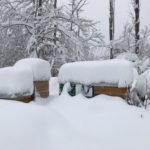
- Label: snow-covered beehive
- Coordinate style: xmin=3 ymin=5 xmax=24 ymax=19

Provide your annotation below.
xmin=58 ymin=59 xmax=134 ymax=98
xmin=0 ymin=66 xmax=34 ymax=102
xmin=15 ymin=58 xmax=51 ymax=98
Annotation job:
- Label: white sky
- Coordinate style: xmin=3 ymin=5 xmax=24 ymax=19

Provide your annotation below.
xmin=59 ymin=0 xmax=150 ymax=42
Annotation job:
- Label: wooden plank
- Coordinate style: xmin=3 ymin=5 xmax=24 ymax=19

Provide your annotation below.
xmin=34 ymin=81 xmax=49 ymax=90
xmin=93 ymin=86 xmax=128 ymax=98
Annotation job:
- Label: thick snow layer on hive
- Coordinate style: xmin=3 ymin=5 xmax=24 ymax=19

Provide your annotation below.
xmin=0 ymin=66 xmax=33 ymax=98
xmin=58 ymin=59 xmax=134 ymax=87
xmin=15 ymin=58 xmax=51 ymax=81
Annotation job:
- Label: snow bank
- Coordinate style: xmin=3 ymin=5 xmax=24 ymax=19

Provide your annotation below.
xmin=116 ymin=52 xmax=139 ymax=62
xmin=135 ymin=70 xmax=150 ymax=98
xmin=58 ymin=59 xmax=134 ymax=87
xmin=1 ymin=78 xmax=150 ymax=150
xmin=15 ymin=58 xmax=51 ymax=81
xmin=0 ymin=67 xmax=33 ymax=98
xmin=50 ymin=77 xmax=59 ymax=96
xmin=47 ymin=90 xmax=150 ymax=150
xmin=0 ymin=100 xmax=62 ymax=150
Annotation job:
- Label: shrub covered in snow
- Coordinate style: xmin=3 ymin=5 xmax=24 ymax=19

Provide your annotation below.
xmin=138 ymin=57 xmax=150 ymax=73
xmin=134 ymin=70 xmax=150 ymax=99
xmin=116 ymin=52 xmax=139 ymax=63
xmin=0 ymin=66 xmax=33 ymax=98
xmin=15 ymin=58 xmax=51 ymax=81
xmin=129 ymin=69 xmax=150 ymax=107
xmin=58 ymin=59 xmax=134 ymax=88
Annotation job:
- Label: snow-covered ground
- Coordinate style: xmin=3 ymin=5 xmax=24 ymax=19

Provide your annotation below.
xmin=0 ymin=77 xmax=150 ymax=150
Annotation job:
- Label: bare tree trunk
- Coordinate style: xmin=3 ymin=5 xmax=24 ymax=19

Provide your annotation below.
xmin=134 ymin=0 xmax=140 ymax=54
xmin=39 ymin=0 xmax=42 ymax=8
xmin=32 ymin=0 xmax=43 ymax=58
xmin=51 ymin=0 xmax=58 ymax=76
xmin=54 ymin=0 xmax=57 ymax=45
xmin=36 ymin=0 xmax=42 ymax=58
xmin=70 ymin=0 xmax=75 ymax=31
xmin=39 ymin=0 xmax=42 ymax=15
xmin=54 ymin=0 xmax=57 ymax=10
xmin=77 ymin=11 xmax=80 ymax=36
xmin=109 ymin=0 xmax=115 ymax=59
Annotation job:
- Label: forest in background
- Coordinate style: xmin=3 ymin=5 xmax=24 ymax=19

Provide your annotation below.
xmin=0 ymin=0 xmax=149 ymax=76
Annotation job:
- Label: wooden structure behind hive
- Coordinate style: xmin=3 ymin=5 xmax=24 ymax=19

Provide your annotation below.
xmin=93 ymin=86 xmax=128 ymax=99
xmin=34 ymin=81 xmax=49 ymax=98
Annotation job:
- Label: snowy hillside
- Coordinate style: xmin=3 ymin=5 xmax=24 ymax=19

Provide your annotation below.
xmin=0 ymin=78 xmax=150 ymax=150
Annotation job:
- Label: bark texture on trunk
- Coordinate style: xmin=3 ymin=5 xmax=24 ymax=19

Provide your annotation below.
xmin=109 ymin=0 xmax=115 ymax=59
xmin=134 ymin=0 xmax=140 ymax=54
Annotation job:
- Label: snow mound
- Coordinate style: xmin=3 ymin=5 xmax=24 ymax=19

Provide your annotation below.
xmin=58 ymin=59 xmax=134 ymax=87
xmin=135 ymin=70 xmax=150 ymax=98
xmin=0 ymin=100 xmax=65 ymax=150
xmin=0 ymin=67 xmax=33 ymax=98
xmin=1 ymin=78 xmax=150 ymax=150
xmin=15 ymin=58 xmax=51 ymax=81
xmin=116 ymin=52 xmax=139 ymax=62
xmin=50 ymin=77 xmax=59 ymax=96
xmin=48 ymin=93 xmax=150 ymax=150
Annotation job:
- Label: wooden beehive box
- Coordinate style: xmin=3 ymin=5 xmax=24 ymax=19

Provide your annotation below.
xmin=58 ymin=59 xmax=133 ymax=99
xmin=59 ymin=82 xmax=129 ymax=99
xmin=93 ymin=86 xmax=128 ymax=99
xmin=17 ymin=94 xmax=35 ymax=103
xmin=34 ymin=81 xmax=49 ymax=98
xmin=0 ymin=93 xmax=34 ymax=103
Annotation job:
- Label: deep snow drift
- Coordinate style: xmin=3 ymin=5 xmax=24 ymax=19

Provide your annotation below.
xmin=0 ymin=78 xmax=150 ymax=150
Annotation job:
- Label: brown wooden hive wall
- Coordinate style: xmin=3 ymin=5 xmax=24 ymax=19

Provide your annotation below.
xmin=93 ymin=86 xmax=128 ymax=99
xmin=34 ymin=81 xmax=49 ymax=98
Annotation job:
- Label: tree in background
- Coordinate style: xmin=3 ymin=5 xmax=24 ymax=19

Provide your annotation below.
xmin=0 ymin=26 xmax=28 ymax=67
xmin=0 ymin=0 xmax=103 ymax=75
xmin=68 ymin=0 xmax=86 ymax=34
xmin=133 ymin=0 xmax=140 ymax=54
xmin=110 ymin=0 xmax=150 ymax=60
xmin=112 ymin=23 xmax=150 ymax=58
xmin=109 ymin=0 xmax=115 ymax=59
xmin=66 ymin=0 xmax=103 ymax=61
